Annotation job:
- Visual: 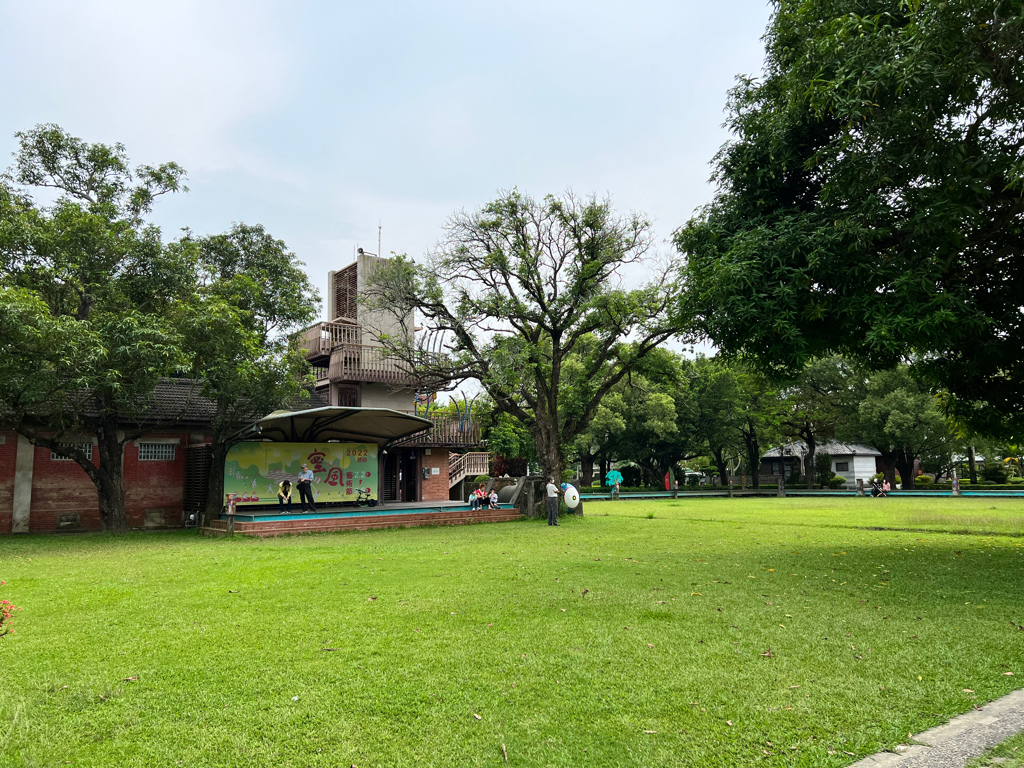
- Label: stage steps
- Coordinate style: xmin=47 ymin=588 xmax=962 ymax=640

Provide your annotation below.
xmin=202 ymin=504 xmax=522 ymax=537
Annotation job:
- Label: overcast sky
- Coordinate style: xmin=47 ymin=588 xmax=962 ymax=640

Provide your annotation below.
xmin=1 ymin=0 xmax=773 ymax=312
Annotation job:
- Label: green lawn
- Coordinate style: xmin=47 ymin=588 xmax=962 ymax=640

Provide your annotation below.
xmin=967 ymin=729 xmax=1024 ymax=767
xmin=2 ymin=497 xmax=1022 ymax=767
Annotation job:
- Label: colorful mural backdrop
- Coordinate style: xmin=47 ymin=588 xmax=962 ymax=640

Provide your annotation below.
xmin=224 ymin=442 xmax=378 ymax=506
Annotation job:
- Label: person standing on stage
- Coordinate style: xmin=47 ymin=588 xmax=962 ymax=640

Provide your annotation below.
xmin=297 ymin=463 xmax=317 ymax=512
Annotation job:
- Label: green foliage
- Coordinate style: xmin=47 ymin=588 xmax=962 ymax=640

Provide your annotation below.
xmin=982 ymin=462 xmax=1010 ymax=484
xmin=0 ymin=125 xmax=321 ymax=528
xmin=473 ymin=475 xmax=490 ymax=484
xmin=491 ymin=454 xmax=528 ymax=477
xmin=915 ymin=475 xmax=933 ymax=485
xmin=675 ymin=0 xmax=1024 ymax=440
xmin=481 ymin=408 xmax=535 ymax=464
xmin=815 ymin=452 xmax=835 ymax=487
xmin=361 ymin=190 xmax=681 ymax=481
xmin=0 ymin=125 xmax=196 ymax=531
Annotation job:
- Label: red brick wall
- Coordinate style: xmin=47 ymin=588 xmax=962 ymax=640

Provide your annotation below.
xmin=421 ymin=450 xmax=450 ymax=502
xmin=123 ymin=436 xmax=188 ymax=528
xmin=29 ymin=442 xmax=101 ymax=532
xmin=22 ymin=432 xmax=192 ymax=532
xmin=0 ymin=432 xmax=17 ymax=534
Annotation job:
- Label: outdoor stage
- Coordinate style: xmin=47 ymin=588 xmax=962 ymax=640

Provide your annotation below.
xmin=202 ymin=500 xmax=522 ymax=537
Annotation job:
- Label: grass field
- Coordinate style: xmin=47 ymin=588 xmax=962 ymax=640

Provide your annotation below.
xmin=2 ymin=496 xmax=1023 ymax=767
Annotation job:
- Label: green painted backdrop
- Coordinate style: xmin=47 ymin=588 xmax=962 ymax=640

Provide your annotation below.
xmin=224 ymin=442 xmax=378 ymax=505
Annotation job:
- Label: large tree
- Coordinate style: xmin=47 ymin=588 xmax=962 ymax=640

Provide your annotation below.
xmin=182 ymin=223 xmax=319 ymax=521
xmin=675 ymin=0 xmax=1024 ymax=440
xmin=778 ymin=355 xmax=860 ymax=488
xmin=361 ymin=190 xmax=681 ymax=485
xmin=841 ymin=364 xmax=955 ymax=489
xmin=0 ymin=125 xmax=193 ymax=532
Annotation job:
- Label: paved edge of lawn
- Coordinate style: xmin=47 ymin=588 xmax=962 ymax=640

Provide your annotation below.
xmin=850 ymin=687 xmax=1024 ymax=768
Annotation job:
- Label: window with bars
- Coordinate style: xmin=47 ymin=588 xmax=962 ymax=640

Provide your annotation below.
xmin=51 ymin=443 xmax=93 ymax=461
xmin=138 ymin=443 xmax=177 ymax=461
xmin=835 ymin=461 xmax=850 ymax=472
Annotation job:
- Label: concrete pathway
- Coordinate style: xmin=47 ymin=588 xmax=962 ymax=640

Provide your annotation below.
xmin=850 ymin=689 xmax=1024 ymax=767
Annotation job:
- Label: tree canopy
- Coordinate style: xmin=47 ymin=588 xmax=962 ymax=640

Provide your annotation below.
xmin=675 ymin=0 xmax=1024 ymax=440
xmin=0 ymin=125 xmax=319 ymax=531
xmin=362 ymin=190 xmax=682 ymax=483
xmin=0 ymin=125 xmax=194 ymax=531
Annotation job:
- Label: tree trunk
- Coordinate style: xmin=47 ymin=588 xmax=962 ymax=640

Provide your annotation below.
xmin=712 ymin=447 xmax=729 ymax=487
xmin=579 ymin=453 xmax=595 ymax=488
xmin=967 ymin=444 xmax=978 ymax=484
xmin=95 ymin=421 xmax=128 ymax=533
xmin=895 ymin=451 xmax=916 ymax=490
xmin=877 ymin=453 xmax=898 ymax=487
xmin=743 ymin=426 xmax=761 ymax=490
xmin=205 ymin=440 xmax=228 ymax=524
xmin=599 ymin=454 xmax=609 ymax=487
xmin=532 ymin=420 xmax=562 ymax=487
xmin=804 ymin=433 xmax=816 ymax=490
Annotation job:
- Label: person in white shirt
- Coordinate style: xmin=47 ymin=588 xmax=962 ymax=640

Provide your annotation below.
xmin=297 ymin=463 xmax=317 ymax=511
xmin=545 ymin=477 xmax=562 ymax=526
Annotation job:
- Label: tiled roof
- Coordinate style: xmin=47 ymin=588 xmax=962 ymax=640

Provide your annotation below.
xmin=762 ymin=441 xmax=881 ymax=458
xmin=105 ymin=379 xmax=329 ymax=426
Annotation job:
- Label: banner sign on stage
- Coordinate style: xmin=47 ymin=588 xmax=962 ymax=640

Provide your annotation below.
xmin=224 ymin=442 xmax=378 ymax=505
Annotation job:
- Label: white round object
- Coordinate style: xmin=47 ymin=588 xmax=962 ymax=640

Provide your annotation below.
xmin=564 ymin=486 xmax=580 ymax=509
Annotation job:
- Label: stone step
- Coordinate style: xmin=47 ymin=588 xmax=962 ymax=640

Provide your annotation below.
xmin=202 ymin=509 xmax=523 ymax=537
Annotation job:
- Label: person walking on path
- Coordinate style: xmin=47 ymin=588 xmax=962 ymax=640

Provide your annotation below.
xmin=546 ymin=477 xmax=563 ymax=526
xmin=277 ymin=480 xmax=293 ymax=514
xmin=297 ymin=463 xmax=317 ymax=512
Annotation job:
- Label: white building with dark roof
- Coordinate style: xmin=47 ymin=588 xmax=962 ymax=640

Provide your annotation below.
xmin=760 ymin=441 xmax=881 ymax=488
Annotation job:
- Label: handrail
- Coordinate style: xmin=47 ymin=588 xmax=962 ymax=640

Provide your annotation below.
xmin=449 ymin=452 xmax=491 ymax=487
xmin=300 ymin=321 xmax=362 ymax=359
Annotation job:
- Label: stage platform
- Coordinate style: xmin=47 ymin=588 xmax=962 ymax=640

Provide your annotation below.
xmin=202 ymin=500 xmax=522 ymax=537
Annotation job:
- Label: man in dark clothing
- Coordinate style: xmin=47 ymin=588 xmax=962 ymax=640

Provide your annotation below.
xmin=297 ymin=463 xmax=317 ymax=511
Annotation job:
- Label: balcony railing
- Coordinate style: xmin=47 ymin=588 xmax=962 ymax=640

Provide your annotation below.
xmin=328 ymin=344 xmax=418 ymax=385
xmin=300 ymin=321 xmax=362 ymax=361
xmin=391 ymin=412 xmax=482 ymax=448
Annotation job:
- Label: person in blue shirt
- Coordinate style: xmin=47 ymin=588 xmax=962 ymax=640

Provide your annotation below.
xmin=297 ymin=464 xmax=317 ymax=512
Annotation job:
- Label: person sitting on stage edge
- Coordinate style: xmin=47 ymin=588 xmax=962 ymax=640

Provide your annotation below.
xmin=277 ymin=480 xmax=293 ymax=513
xmin=470 ymin=483 xmax=486 ymax=511
xmin=297 ymin=463 xmax=317 ymax=512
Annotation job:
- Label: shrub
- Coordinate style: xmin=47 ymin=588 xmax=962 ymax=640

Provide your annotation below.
xmin=828 ymin=475 xmax=847 ymax=489
xmin=915 ymin=475 xmax=933 ymax=485
xmin=0 ymin=581 xmax=21 ymax=638
xmin=473 ymin=475 xmax=490 ymax=484
xmin=815 ymin=453 xmax=834 ymax=486
xmin=491 ymin=455 xmax=528 ymax=477
xmin=982 ymin=462 xmax=1010 ymax=484
xmin=871 ymin=472 xmax=902 ymax=484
